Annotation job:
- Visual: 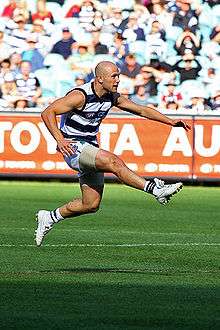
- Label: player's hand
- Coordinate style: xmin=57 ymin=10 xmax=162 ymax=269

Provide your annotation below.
xmin=172 ymin=119 xmax=191 ymax=131
xmin=57 ymin=139 xmax=75 ymax=157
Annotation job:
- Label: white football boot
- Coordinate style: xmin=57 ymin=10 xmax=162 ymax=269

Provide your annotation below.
xmin=35 ymin=210 xmax=54 ymax=246
xmin=153 ymin=178 xmax=183 ymax=205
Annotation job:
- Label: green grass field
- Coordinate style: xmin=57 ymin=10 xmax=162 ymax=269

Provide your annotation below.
xmin=0 ymin=181 xmax=219 ymax=330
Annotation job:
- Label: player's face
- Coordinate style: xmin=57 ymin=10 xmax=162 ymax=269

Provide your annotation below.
xmin=103 ymin=68 xmax=120 ymax=93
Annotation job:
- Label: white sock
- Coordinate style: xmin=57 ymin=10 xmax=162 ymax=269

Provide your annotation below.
xmin=55 ymin=208 xmax=64 ymax=221
xmin=50 ymin=208 xmax=64 ymax=223
xmin=144 ymin=180 xmax=156 ymax=194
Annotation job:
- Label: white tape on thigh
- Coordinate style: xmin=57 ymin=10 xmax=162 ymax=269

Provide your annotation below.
xmin=79 ymin=144 xmax=100 ymax=170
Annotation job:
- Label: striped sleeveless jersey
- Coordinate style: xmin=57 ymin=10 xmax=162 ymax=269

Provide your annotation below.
xmin=60 ymin=81 xmax=118 ymax=146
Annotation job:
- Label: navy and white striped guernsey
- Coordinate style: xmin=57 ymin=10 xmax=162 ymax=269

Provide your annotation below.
xmin=60 ymin=81 xmax=119 ymax=147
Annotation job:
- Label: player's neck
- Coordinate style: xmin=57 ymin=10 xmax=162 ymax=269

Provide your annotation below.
xmin=93 ymin=80 xmax=107 ymax=98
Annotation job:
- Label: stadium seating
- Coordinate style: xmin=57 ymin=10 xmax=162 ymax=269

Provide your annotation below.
xmin=129 ymin=40 xmax=146 ymax=59
xmin=61 ymin=0 xmax=79 ymax=17
xmin=55 ymin=69 xmax=75 ymax=96
xmin=92 ymin=54 xmax=116 ymax=68
xmin=0 ymin=2 xmax=5 ymax=16
xmin=26 ymin=0 xmax=38 ymax=14
xmin=110 ymin=0 xmax=135 ymax=11
xmin=0 ymin=0 xmax=219 ymax=112
xmin=165 ymin=26 xmax=183 ymax=42
xmin=212 ymin=4 xmax=220 ymax=25
xmin=43 ymin=53 xmax=67 ymax=68
xmin=35 ymin=68 xmax=57 ymax=98
xmin=46 ymin=2 xmax=63 ymax=23
xmin=179 ymin=79 xmax=208 ymax=103
xmin=196 ymin=55 xmax=211 ymax=69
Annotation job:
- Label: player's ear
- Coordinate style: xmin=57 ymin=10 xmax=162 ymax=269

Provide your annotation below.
xmin=98 ymin=76 xmax=103 ymax=84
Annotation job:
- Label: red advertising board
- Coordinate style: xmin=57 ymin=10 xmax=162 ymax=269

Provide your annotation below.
xmin=0 ymin=113 xmax=220 ymax=180
xmin=98 ymin=116 xmax=193 ymax=178
xmin=0 ymin=113 xmax=67 ymax=175
xmin=192 ymin=118 xmax=220 ymax=179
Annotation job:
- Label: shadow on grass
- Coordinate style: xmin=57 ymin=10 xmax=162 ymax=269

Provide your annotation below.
xmin=0 ymin=274 xmax=219 ymax=330
xmin=41 ymin=267 xmax=171 ymax=275
xmin=39 ymin=267 xmax=219 ymax=276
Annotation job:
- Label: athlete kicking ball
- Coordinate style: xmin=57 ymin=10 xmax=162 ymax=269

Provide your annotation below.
xmin=35 ymin=61 xmax=190 ymax=247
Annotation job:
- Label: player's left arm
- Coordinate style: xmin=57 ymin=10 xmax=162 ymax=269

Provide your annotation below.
xmin=115 ymin=95 xmax=191 ymax=131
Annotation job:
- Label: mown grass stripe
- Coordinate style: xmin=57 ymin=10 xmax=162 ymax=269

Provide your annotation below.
xmin=0 ymin=243 xmax=219 ymax=247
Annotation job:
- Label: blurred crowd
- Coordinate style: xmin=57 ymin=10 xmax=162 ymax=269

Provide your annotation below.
xmin=0 ymin=0 xmax=220 ymax=113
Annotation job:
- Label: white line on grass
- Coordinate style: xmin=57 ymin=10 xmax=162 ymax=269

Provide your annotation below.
xmin=0 ymin=228 xmax=218 ymax=236
xmin=0 ymin=243 xmax=219 ymax=248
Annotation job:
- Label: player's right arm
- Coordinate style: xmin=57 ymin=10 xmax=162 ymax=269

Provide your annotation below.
xmin=41 ymin=90 xmax=85 ymax=156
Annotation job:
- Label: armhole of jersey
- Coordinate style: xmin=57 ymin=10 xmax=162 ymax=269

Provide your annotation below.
xmin=110 ymin=93 xmax=114 ymax=107
xmin=66 ymin=87 xmax=87 ymax=111
xmin=111 ymin=92 xmax=120 ymax=107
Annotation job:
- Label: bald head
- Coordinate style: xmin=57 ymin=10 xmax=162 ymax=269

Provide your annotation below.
xmin=95 ymin=61 xmax=118 ymax=78
xmin=94 ymin=61 xmax=120 ymax=95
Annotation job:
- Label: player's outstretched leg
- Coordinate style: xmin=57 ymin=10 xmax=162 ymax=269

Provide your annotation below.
xmin=95 ymin=149 xmax=183 ymax=205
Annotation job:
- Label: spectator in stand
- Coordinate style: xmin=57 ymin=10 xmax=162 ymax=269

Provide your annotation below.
xmin=119 ymin=87 xmax=131 ymax=99
xmin=51 ymin=27 xmax=76 ymax=59
xmin=200 ymin=25 xmax=220 ymax=60
xmin=0 ymin=72 xmax=20 ymax=108
xmin=47 ymin=0 xmax=64 ymax=5
xmin=185 ymin=90 xmax=209 ymax=113
xmin=147 ymin=19 xmax=166 ymax=41
xmin=90 ymin=29 xmax=108 ymax=55
xmin=32 ymin=0 xmax=54 ymax=24
xmin=171 ymin=1 xmax=200 ymax=33
xmin=121 ymin=12 xmax=145 ymax=42
xmin=150 ymin=61 xmax=176 ymax=87
xmin=210 ymin=90 xmax=220 ymax=111
xmin=160 ymin=81 xmax=183 ymax=109
xmin=65 ymin=3 xmax=81 ymax=18
xmin=13 ymin=97 xmax=28 ymax=110
xmin=75 ymin=74 xmax=86 ymax=86
xmin=30 ymin=19 xmax=52 ymax=55
xmin=145 ymin=20 xmax=167 ymax=62
xmin=0 ymin=59 xmax=12 ymax=85
xmin=135 ymin=64 xmax=158 ymax=97
xmin=201 ymin=67 xmax=220 ymax=97
xmin=175 ymin=28 xmax=201 ymax=56
xmin=1 ymin=0 xmax=17 ymax=19
xmin=0 ymin=30 xmax=14 ymax=62
xmin=15 ymin=61 xmax=42 ymax=107
xmin=120 ymin=54 xmax=141 ymax=79
xmin=1 ymin=0 xmax=219 ymax=113
xmin=11 ymin=14 xmax=30 ymax=42
xmin=103 ymin=7 xmax=123 ymax=34
xmin=133 ymin=3 xmax=150 ymax=24
xmin=31 ymin=18 xmax=44 ymax=35
xmin=210 ymin=25 xmax=220 ymax=42
xmin=150 ymin=2 xmax=173 ymax=28
xmin=9 ymin=52 xmax=22 ymax=75
xmin=165 ymin=101 xmax=180 ymax=111
xmin=144 ymin=0 xmax=160 ymax=12
xmin=131 ymin=84 xmax=150 ymax=105
xmin=109 ymin=32 xmax=129 ymax=64
xmin=203 ymin=67 xmax=218 ymax=83
xmin=89 ymin=11 xmax=104 ymax=32
xmin=173 ymin=53 xmax=202 ymax=84
xmin=78 ymin=0 xmax=97 ymax=30
xmin=68 ymin=42 xmax=93 ymax=75
xmin=13 ymin=0 xmax=32 ymax=24
xmin=206 ymin=0 xmax=219 ymax=7
xmin=22 ymin=35 xmax=44 ymax=72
